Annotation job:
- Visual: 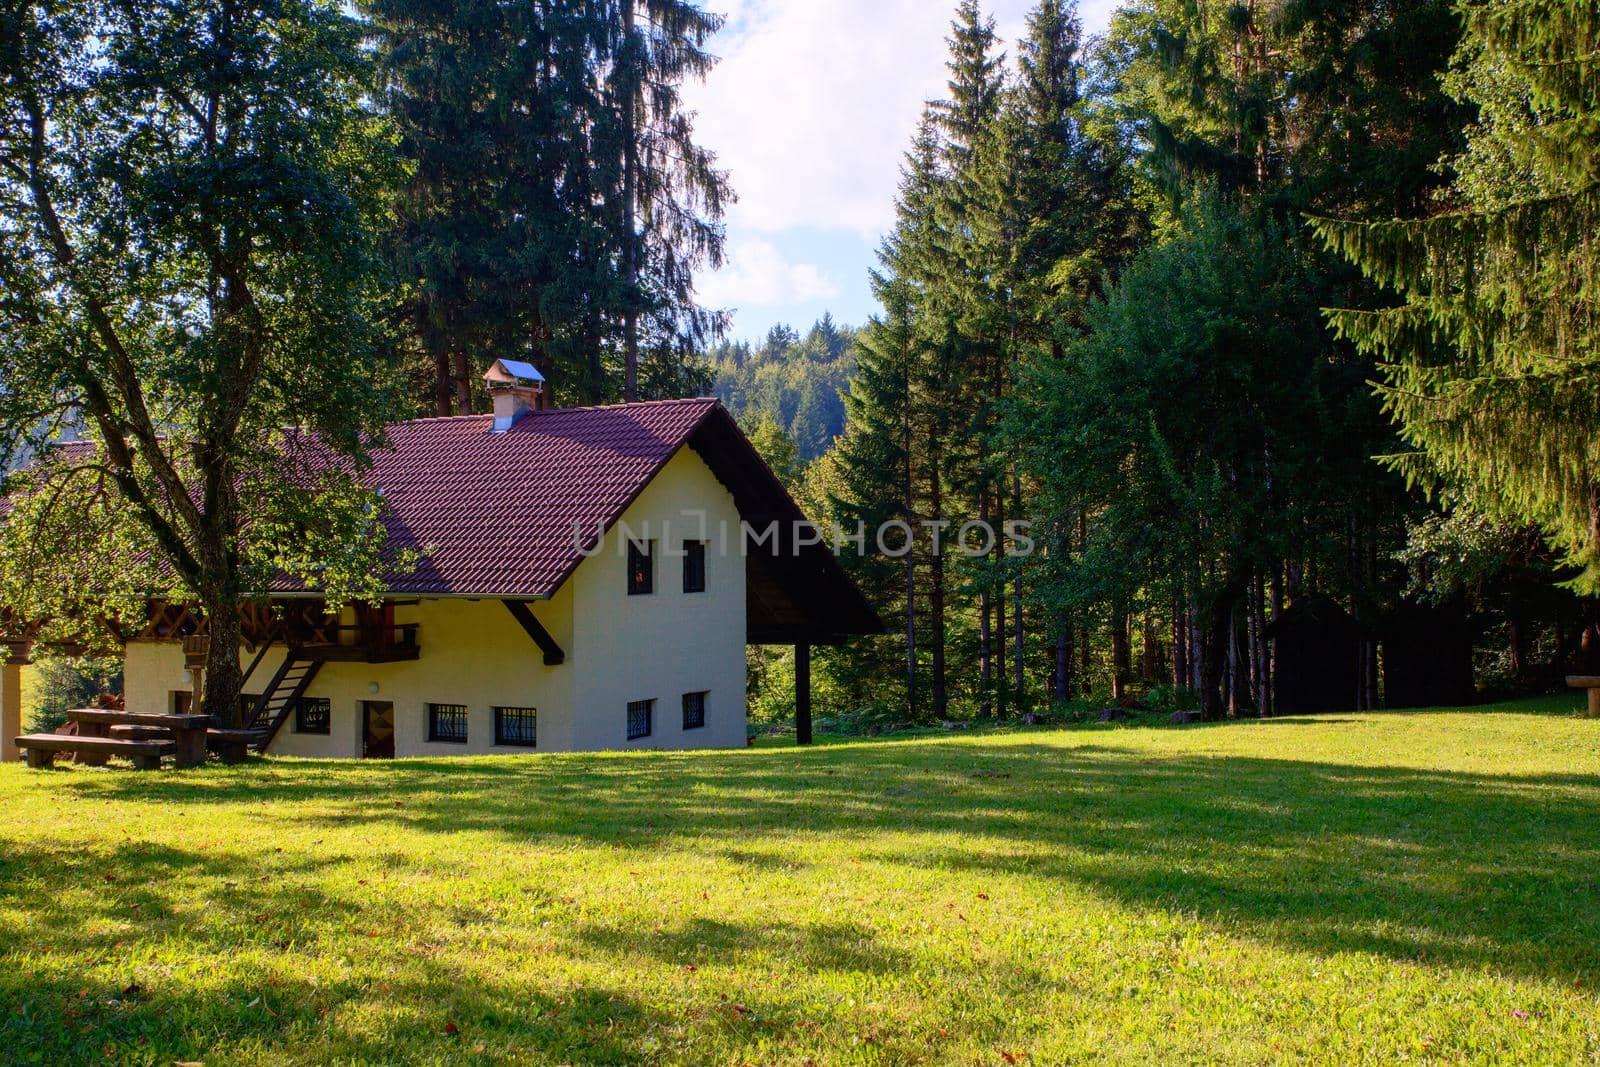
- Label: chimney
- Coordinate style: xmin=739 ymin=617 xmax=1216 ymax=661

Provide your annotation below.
xmin=483 ymin=359 xmax=548 ymax=431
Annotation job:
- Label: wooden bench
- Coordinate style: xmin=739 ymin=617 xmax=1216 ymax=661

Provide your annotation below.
xmin=14 ymin=733 xmax=173 ymax=770
xmin=69 ymin=709 xmax=211 ymax=768
xmin=207 ymin=728 xmax=259 ymax=765
xmin=1567 ymin=675 xmax=1600 ymax=719
xmin=110 ymin=724 xmax=175 ymax=742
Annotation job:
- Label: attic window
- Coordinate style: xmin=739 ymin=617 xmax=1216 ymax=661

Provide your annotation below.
xmin=682 ymin=540 xmax=705 ymax=593
xmin=628 ymin=540 xmax=654 ymax=595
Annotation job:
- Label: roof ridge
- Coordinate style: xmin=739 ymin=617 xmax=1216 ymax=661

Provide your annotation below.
xmin=386 ymin=396 xmax=718 ymax=431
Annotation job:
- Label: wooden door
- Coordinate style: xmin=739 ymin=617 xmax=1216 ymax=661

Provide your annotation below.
xmin=362 ymin=701 xmax=395 ymax=759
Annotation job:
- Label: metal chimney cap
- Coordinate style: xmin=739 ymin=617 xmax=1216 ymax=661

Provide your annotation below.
xmin=484 ymin=359 xmax=545 ymax=387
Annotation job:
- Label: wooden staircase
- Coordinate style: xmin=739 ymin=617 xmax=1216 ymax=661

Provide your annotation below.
xmin=244 ymin=653 xmax=323 ymax=753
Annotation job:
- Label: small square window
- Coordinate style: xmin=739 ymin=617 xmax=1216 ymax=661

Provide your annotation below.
xmin=627 ymin=699 xmax=654 ymax=740
xmin=682 ymin=540 xmax=706 ymax=593
xmin=495 ymin=706 xmax=537 ymax=747
xmin=428 ymin=703 xmax=469 ymax=743
xmin=682 ymin=691 xmax=707 ymax=730
xmin=295 ymin=697 xmax=331 ymax=735
xmin=628 ymin=540 xmax=654 ymax=595
xmin=238 ymin=693 xmax=261 ymax=722
xmin=171 ymin=691 xmax=193 ymax=715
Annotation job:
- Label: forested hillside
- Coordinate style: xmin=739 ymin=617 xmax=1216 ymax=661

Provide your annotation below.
xmin=706 ymin=315 xmax=856 ymax=462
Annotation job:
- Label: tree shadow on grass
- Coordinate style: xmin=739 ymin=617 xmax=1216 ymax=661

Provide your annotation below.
xmin=24 ymin=732 xmax=1600 ymax=992
xmin=0 ymin=837 xmax=681 ymax=1065
xmin=577 ymin=914 xmax=912 ymax=976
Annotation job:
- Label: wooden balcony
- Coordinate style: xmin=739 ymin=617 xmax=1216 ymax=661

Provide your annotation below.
xmin=294 ymin=622 xmax=420 ymax=663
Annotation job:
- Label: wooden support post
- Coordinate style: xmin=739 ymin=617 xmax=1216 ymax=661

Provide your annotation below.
xmin=0 ymin=657 xmax=20 ymax=764
xmin=1566 ymin=676 xmax=1600 ymax=719
xmin=795 ymin=642 xmax=812 ymax=746
xmin=183 ymin=635 xmax=207 ymax=715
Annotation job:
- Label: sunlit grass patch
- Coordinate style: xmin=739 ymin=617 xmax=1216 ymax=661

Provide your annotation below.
xmin=1 ymin=694 xmax=1597 ymax=1064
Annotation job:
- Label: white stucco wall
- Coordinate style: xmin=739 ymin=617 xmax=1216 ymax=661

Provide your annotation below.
xmin=568 ymin=444 xmax=749 ymax=751
xmin=120 ymin=445 xmax=748 ymax=756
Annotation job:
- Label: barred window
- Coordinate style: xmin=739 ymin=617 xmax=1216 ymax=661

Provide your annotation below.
xmin=428 ymin=703 xmax=469 ymax=743
xmin=238 ymin=693 xmax=261 ymax=723
xmin=682 ymin=691 xmax=707 ymax=730
xmin=494 ymin=706 xmax=537 ymax=747
xmin=682 ymin=540 xmax=706 ymax=593
xmin=628 ymin=540 xmax=654 ymax=595
xmin=295 ymin=697 xmax=331 ymax=735
xmin=627 ymin=699 xmax=654 ymax=740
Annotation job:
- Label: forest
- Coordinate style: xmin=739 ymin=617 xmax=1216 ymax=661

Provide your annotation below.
xmin=1 ymin=0 xmax=1596 ymax=724
xmin=737 ymin=0 xmax=1600 ymax=726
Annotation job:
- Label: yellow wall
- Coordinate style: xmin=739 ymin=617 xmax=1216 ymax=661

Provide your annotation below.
xmin=121 ymin=446 xmax=748 ymax=756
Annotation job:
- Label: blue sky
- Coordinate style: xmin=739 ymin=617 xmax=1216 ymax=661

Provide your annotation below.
xmin=683 ymin=0 xmax=1122 ymax=344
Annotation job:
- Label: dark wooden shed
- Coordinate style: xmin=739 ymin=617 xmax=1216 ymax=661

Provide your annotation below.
xmin=1267 ymin=595 xmax=1363 ymax=714
xmin=1381 ymin=599 xmax=1475 ymax=709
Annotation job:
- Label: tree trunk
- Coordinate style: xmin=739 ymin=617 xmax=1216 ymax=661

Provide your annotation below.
xmin=978 ymin=489 xmax=992 ymax=719
xmin=904 ymin=407 xmax=917 ymax=718
xmin=428 ymin=327 xmax=452 ymax=417
xmin=905 ymin=546 xmax=917 ymax=719
xmin=1137 ymin=617 xmax=1153 ymax=682
xmin=1227 ymin=606 xmax=1243 ymax=716
xmin=994 ymin=507 xmax=1007 ymax=719
xmin=930 ymin=459 xmax=947 ymax=719
xmin=1172 ymin=590 xmax=1188 ymax=689
xmin=1011 ymin=465 xmax=1024 ymax=707
xmin=1200 ymin=571 xmax=1248 ymax=720
xmin=620 ymin=0 xmax=640 ymax=402
xmin=201 ymin=599 xmax=245 ymax=727
xmin=453 ymin=348 xmax=471 ymax=415
xmin=1268 ymin=564 xmax=1283 ymax=714
xmin=1054 ymin=621 xmax=1072 ymax=702
xmin=1110 ymin=609 xmax=1130 ymax=701
xmin=978 ymin=586 xmax=993 ymax=718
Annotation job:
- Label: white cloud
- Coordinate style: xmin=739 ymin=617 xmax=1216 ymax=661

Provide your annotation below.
xmin=686 ymin=0 xmax=1122 ymax=239
xmin=696 ymin=238 xmax=841 ymax=310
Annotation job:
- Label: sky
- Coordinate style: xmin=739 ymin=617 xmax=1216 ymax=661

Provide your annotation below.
xmin=682 ymin=0 xmax=1122 ymax=345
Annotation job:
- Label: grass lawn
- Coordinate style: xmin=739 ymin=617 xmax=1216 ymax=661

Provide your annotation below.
xmin=1 ymin=697 xmax=1598 ymax=1064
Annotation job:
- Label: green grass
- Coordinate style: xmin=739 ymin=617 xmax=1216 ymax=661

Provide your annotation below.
xmin=2 ymin=696 xmax=1598 ymax=1065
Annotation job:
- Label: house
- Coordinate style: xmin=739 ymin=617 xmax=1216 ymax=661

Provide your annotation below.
xmin=1 ymin=362 xmax=879 ymax=760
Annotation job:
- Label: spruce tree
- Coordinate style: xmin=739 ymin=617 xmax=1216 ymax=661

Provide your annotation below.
xmin=604 ymin=0 xmax=733 ymax=400
xmin=365 ymin=0 xmax=729 ymax=410
xmin=1317 ymin=0 xmax=1600 ymax=591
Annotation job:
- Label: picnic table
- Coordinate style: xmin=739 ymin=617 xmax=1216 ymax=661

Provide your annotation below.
xmin=16 ymin=710 xmax=214 ymax=767
xmin=67 ymin=708 xmax=211 ymax=768
xmin=1566 ymin=675 xmax=1600 ymax=719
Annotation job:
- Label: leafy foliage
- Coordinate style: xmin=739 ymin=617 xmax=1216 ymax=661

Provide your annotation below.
xmin=0 ymin=0 xmax=411 ymax=718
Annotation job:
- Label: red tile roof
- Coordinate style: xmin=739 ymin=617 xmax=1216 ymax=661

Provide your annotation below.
xmin=359 ymin=397 xmax=721 ymax=597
